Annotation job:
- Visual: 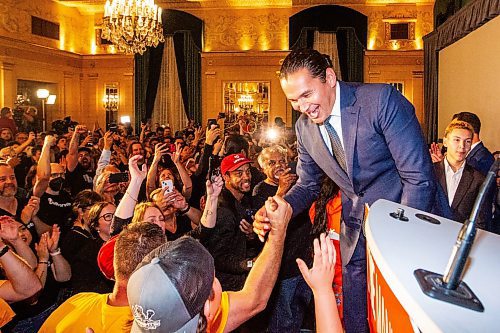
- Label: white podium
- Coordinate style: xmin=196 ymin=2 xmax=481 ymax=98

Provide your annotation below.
xmin=365 ymin=199 xmax=500 ymax=333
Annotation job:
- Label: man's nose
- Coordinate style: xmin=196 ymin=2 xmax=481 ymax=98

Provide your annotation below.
xmin=298 ymin=99 xmax=309 ymax=113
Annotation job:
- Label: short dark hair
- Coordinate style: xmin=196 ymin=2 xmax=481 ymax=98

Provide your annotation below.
xmin=452 ymin=112 xmax=481 ymax=134
xmin=279 ymin=48 xmax=333 ymax=83
xmin=115 ymin=223 xmax=166 ymax=281
xmin=0 ymin=107 xmax=11 ymax=118
xmin=73 ymin=190 xmax=103 ymax=210
xmin=127 ymin=141 xmax=143 ymax=157
xmin=224 ymin=134 xmax=249 ymax=156
xmin=88 ymin=201 xmax=113 ymax=233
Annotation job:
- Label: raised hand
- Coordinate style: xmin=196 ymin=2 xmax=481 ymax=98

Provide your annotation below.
xmin=104 ymin=131 xmax=113 ymax=150
xmin=277 ymin=168 xmax=297 ymax=196
xmin=264 ymin=195 xmax=292 ymax=237
xmin=162 ymin=189 xmax=188 ymax=210
xmin=46 ymin=224 xmax=61 ymax=253
xmin=0 ymin=216 xmax=20 ymax=243
xmin=128 ymin=155 xmax=147 ymax=181
xmin=206 ymin=175 xmax=223 ymax=199
xmin=297 ymin=233 xmax=336 ymax=293
xmin=35 ymin=233 xmax=50 ymax=262
xmin=153 ymin=143 xmax=169 ymax=163
xmin=429 ymin=142 xmax=444 ymax=163
xmin=205 ymin=127 xmax=221 ymax=145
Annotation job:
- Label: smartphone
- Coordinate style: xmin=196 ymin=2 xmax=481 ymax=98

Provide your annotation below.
xmin=207 ymin=118 xmax=219 ymax=129
xmin=169 ymin=143 xmax=176 ymax=153
xmin=161 ymin=179 xmax=174 ymax=193
xmin=109 ymin=172 xmax=129 ymax=183
xmin=218 ymin=112 xmax=226 ymax=119
xmin=288 ymin=161 xmax=297 ymax=174
xmin=210 ymin=166 xmax=221 ymax=183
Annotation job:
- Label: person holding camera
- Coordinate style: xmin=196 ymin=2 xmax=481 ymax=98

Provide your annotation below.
xmin=66 ymin=125 xmax=95 ymax=197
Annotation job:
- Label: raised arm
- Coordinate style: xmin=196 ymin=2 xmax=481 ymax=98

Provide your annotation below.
xmin=0 ymin=229 xmax=42 ymax=303
xmin=95 ymin=131 xmax=113 ymax=179
xmin=46 ymin=225 xmax=71 ymax=282
xmin=297 ymin=233 xmax=342 ymax=333
xmin=33 ymin=135 xmax=55 ymax=197
xmin=172 ymin=143 xmax=193 ymax=199
xmin=146 ymin=143 xmax=168 ymax=197
xmin=200 ymin=176 xmax=223 ymax=229
xmin=225 ymin=196 xmax=291 ymax=332
xmin=114 ymin=155 xmax=147 ymax=221
xmin=1 ymin=217 xmax=37 ymax=269
xmin=13 ymin=132 xmax=35 ymax=155
xmin=66 ymin=125 xmax=87 ymax=172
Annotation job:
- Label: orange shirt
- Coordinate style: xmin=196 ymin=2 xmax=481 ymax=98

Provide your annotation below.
xmin=309 ymin=193 xmax=343 ymax=322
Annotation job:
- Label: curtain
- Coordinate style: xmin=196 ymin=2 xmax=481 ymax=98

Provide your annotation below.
xmin=423 ymin=0 xmax=499 ymax=143
xmin=313 ymin=31 xmax=342 ymax=80
xmin=152 ymin=36 xmax=187 ymax=131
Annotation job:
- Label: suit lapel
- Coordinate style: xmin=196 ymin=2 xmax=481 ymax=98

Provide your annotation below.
xmin=451 ymin=165 xmax=473 ymax=210
xmin=436 ymin=161 xmax=447 ymax=196
xmin=339 ymin=82 xmax=359 ymax=185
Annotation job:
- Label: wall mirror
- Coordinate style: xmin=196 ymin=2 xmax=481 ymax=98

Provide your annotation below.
xmin=222 ymin=81 xmax=269 ymax=123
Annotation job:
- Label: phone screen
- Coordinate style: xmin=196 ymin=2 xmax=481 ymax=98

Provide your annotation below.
xmin=161 ymin=179 xmax=174 ymax=193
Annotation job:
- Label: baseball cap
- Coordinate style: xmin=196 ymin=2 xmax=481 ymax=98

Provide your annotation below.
xmin=78 ymin=146 xmax=92 ymax=154
xmin=97 ymin=235 xmax=118 ymax=281
xmin=220 ymin=153 xmax=252 ymax=175
xmin=128 ymin=237 xmax=215 ymax=333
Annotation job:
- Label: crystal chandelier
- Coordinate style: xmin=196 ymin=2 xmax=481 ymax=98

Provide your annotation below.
xmin=102 ymin=0 xmax=165 ymax=55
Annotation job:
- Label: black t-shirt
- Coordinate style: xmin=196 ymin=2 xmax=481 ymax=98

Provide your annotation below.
xmin=253 ymin=181 xmax=313 ymax=280
xmin=38 ymin=191 xmax=73 ymax=233
xmin=66 ymin=164 xmax=95 ymax=197
xmin=60 ymin=226 xmax=113 ymax=295
xmin=14 ymin=155 xmax=35 ymax=189
xmin=165 ymin=215 xmax=192 ymax=241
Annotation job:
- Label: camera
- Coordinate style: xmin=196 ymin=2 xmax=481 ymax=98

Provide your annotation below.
xmin=108 ymin=123 xmax=118 ymax=133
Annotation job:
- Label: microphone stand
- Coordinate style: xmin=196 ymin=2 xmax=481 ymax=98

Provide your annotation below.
xmin=414 ymin=159 xmax=499 ymax=311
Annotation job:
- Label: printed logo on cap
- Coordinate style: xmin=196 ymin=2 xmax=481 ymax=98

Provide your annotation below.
xmin=132 ymin=304 xmax=161 ymax=330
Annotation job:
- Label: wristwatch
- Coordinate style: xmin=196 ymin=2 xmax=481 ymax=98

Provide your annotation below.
xmin=0 ymin=245 xmax=9 ymax=258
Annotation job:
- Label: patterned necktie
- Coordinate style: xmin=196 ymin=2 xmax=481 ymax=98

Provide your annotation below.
xmin=324 ymin=115 xmax=347 ymax=173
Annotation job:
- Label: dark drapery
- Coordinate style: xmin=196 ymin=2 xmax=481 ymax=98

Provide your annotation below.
xmin=423 ymin=0 xmax=499 ymax=143
xmin=134 ymin=9 xmax=203 ymax=128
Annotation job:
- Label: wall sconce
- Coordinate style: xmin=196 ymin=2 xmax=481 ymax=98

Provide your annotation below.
xmin=120 ymin=115 xmax=131 ymax=124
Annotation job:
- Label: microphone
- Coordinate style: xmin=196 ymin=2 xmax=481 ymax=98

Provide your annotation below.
xmin=442 ymin=158 xmax=499 ymax=289
xmin=414 ymin=158 xmax=499 ymax=311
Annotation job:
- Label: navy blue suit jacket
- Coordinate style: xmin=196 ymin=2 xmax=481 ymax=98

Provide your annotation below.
xmin=467 ymin=142 xmax=494 ymax=175
xmin=285 ymin=82 xmax=450 ymax=264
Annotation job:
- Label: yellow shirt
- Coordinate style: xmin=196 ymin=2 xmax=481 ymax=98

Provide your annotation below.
xmin=0 ymin=296 xmax=15 ymax=328
xmin=208 ymin=291 xmax=229 ymax=333
xmin=39 ymin=293 xmax=132 ymax=333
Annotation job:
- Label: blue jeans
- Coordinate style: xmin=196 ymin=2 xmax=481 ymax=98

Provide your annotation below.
xmin=10 ymin=302 xmax=58 ymax=333
xmin=267 ymin=275 xmax=313 ymax=333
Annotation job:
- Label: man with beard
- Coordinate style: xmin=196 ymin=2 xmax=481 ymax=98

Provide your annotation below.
xmin=204 ymin=153 xmax=259 ymax=291
xmin=66 ymin=125 xmax=95 ymax=196
xmin=0 ymin=161 xmax=41 ymax=239
xmin=252 ymin=145 xmax=313 ymax=332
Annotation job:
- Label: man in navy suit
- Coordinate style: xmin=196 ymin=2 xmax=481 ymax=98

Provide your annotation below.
xmin=254 ymin=49 xmax=449 ymax=333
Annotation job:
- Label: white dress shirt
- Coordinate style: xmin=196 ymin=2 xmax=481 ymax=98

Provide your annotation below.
xmin=444 ymin=157 xmax=466 ymax=205
xmin=319 ymin=83 xmax=344 ymax=154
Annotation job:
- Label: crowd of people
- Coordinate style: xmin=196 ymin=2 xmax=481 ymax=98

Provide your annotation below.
xmin=0 ymin=48 xmax=497 ymax=333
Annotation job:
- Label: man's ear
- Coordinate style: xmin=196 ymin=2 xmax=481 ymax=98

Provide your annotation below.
xmin=443 ymin=137 xmax=448 ymax=148
xmin=203 ymin=299 xmax=211 ymax=320
xmin=325 ymin=67 xmax=337 ymax=88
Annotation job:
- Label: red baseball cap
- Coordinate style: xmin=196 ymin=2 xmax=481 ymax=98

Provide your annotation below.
xmin=221 ymin=154 xmax=252 ymax=175
xmin=97 ymin=235 xmax=118 ymax=281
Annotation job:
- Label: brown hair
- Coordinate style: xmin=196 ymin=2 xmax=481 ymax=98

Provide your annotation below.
xmin=88 ymin=201 xmax=114 ymax=232
xmin=114 ymin=222 xmax=166 ymax=281
xmin=444 ymin=120 xmax=474 ymax=138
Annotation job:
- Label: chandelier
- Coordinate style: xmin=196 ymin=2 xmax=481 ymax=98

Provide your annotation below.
xmin=102 ymin=0 xmax=165 ymax=55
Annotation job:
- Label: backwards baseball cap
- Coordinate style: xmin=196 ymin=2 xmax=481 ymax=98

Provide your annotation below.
xmin=97 ymin=235 xmax=118 ymax=281
xmin=127 ymin=237 xmax=215 ymax=333
xmin=220 ymin=153 xmax=252 ymax=175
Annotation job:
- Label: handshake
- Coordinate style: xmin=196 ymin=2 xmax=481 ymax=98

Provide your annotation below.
xmin=252 ymin=195 xmax=292 ymax=241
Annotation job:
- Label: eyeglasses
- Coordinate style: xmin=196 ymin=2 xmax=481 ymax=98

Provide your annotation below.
xmin=99 ymin=213 xmax=114 ymax=222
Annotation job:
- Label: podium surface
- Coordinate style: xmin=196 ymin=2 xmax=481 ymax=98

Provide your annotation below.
xmin=365 ymin=199 xmax=500 ymax=333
